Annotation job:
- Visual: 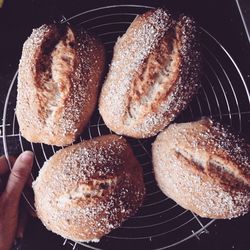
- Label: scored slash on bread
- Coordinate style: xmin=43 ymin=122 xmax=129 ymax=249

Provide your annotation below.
xmin=18 ymin=8 xmax=250 ymax=246
xmin=16 ymin=24 xmax=105 ymax=146
xmin=152 ymin=118 xmax=250 ymax=219
xmin=99 ymin=8 xmax=201 ymax=138
xmin=33 ymin=135 xmax=145 ymax=242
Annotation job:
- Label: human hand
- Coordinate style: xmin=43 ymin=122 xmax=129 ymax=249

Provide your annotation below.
xmin=0 ymin=151 xmax=34 ymax=250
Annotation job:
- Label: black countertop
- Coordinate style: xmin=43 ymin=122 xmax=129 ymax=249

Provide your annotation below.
xmin=0 ymin=1 xmax=250 ymax=250
xmin=237 ymin=0 xmax=250 ymax=43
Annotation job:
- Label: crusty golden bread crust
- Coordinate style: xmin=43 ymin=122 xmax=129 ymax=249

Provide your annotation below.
xmin=16 ymin=24 xmax=105 ymax=146
xmin=33 ymin=135 xmax=145 ymax=242
xmin=152 ymin=118 xmax=250 ymax=219
xmin=99 ymin=8 xmax=200 ymax=138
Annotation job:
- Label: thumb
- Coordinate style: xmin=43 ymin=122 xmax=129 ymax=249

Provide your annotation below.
xmin=4 ymin=151 xmax=34 ymax=201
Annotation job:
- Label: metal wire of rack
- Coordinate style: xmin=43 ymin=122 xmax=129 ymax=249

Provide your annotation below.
xmin=2 ymin=4 xmax=250 ymax=250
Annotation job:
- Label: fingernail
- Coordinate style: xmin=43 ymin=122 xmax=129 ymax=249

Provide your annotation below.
xmin=20 ymin=151 xmax=34 ymax=163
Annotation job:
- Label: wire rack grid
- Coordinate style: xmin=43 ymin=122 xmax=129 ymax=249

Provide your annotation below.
xmin=2 ymin=4 xmax=250 ymax=250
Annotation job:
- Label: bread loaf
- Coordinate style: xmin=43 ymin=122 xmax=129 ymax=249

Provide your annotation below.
xmin=152 ymin=118 xmax=250 ymax=219
xmin=99 ymin=8 xmax=200 ymax=138
xmin=16 ymin=24 xmax=105 ymax=146
xmin=33 ymin=135 xmax=145 ymax=242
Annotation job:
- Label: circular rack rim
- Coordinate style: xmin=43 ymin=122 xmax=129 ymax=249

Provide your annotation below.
xmin=2 ymin=4 xmax=249 ymax=250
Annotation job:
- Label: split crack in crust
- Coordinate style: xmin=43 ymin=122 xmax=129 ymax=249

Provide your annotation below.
xmin=153 ymin=118 xmax=250 ymax=219
xmin=99 ymin=8 xmax=201 ymax=138
xmin=36 ymin=26 xmax=75 ymax=124
xmin=126 ymin=19 xmax=181 ymax=122
xmin=16 ymin=24 xmax=105 ymax=145
xmin=58 ymin=178 xmax=118 ymax=205
xmin=175 ymin=147 xmax=249 ymax=191
xmin=33 ymin=135 xmax=145 ymax=242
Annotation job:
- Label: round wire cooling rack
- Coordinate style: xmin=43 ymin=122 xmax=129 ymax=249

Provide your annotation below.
xmin=2 ymin=4 xmax=250 ymax=250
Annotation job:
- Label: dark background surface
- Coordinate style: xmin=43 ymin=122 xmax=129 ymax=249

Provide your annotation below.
xmin=0 ymin=0 xmax=250 ymax=250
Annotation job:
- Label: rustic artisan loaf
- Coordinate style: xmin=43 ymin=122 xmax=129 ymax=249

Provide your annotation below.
xmin=33 ymin=135 xmax=145 ymax=242
xmin=16 ymin=24 xmax=105 ymax=146
xmin=152 ymin=118 xmax=250 ymax=219
xmin=99 ymin=8 xmax=200 ymax=138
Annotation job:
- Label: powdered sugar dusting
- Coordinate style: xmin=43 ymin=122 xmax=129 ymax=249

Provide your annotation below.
xmin=33 ymin=135 xmax=145 ymax=241
xmin=99 ymin=9 xmax=172 ymax=134
xmin=16 ymin=24 xmax=104 ymax=145
xmin=16 ymin=24 xmax=52 ymax=138
xmin=60 ymin=30 xmax=103 ymax=138
xmin=153 ymin=118 xmax=250 ymax=219
xmin=99 ymin=9 xmax=200 ymax=138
